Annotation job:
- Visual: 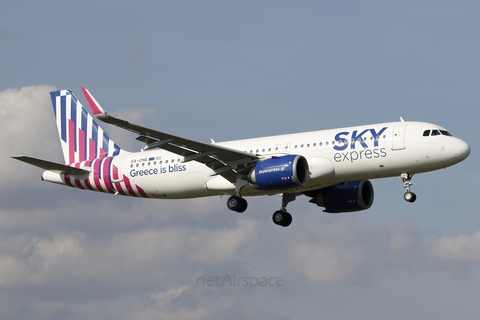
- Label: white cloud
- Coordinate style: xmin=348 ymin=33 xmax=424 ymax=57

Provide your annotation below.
xmin=0 ymin=217 xmax=259 ymax=288
xmin=430 ymin=230 xmax=480 ymax=261
xmin=287 ymin=217 xmax=365 ymax=285
xmin=287 ymin=217 xmax=480 ymax=286
xmin=0 ymin=85 xmax=60 ymax=184
xmin=122 ymin=284 xmax=286 ymax=320
xmin=186 ymin=219 xmax=259 ymax=264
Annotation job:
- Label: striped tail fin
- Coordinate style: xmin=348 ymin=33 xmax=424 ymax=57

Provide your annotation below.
xmin=50 ymin=89 xmax=124 ymax=165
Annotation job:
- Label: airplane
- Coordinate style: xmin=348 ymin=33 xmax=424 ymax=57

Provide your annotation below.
xmin=12 ymin=88 xmax=471 ymax=227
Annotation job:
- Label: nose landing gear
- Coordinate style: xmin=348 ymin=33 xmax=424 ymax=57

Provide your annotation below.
xmin=401 ymin=173 xmax=417 ymax=203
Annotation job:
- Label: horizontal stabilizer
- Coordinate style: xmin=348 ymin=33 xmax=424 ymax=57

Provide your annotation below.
xmin=12 ymin=156 xmax=90 ymax=174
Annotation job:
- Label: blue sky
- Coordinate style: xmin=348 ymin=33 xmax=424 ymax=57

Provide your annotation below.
xmin=1 ymin=1 xmax=478 ymax=319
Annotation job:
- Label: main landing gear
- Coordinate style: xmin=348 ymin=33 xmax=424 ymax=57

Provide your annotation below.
xmin=226 ymin=193 xmax=296 ymax=227
xmin=401 ymin=173 xmax=417 ymax=203
xmin=272 ymin=210 xmax=292 ymax=227
xmin=227 ymin=195 xmax=248 ymax=213
xmin=272 ymin=193 xmax=295 ymax=227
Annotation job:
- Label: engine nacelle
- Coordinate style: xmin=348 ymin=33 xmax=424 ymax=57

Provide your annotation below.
xmin=248 ymin=155 xmax=309 ymax=190
xmin=309 ymin=180 xmax=374 ymax=213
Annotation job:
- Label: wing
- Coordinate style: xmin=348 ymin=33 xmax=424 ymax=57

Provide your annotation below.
xmin=81 ymin=88 xmax=258 ymax=183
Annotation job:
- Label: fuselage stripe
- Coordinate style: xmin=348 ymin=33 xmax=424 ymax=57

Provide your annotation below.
xmin=64 ymin=173 xmax=74 ymax=187
xmin=102 ymin=157 xmax=115 ymax=193
xmin=136 ymin=185 xmax=149 ymax=198
xmin=123 ymin=174 xmax=138 ymax=197
xmin=93 ymin=159 xmax=104 ymax=192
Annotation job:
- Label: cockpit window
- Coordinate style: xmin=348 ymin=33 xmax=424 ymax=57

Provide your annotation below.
xmin=440 ymin=130 xmax=452 ymax=137
xmin=424 ymin=129 xmax=453 ymax=137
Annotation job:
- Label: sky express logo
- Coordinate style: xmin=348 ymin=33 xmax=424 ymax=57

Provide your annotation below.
xmin=332 ymin=127 xmax=388 ymax=163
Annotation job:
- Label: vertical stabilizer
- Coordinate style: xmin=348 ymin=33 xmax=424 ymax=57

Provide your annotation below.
xmin=50 ymin=90 xmax=124 ymax=165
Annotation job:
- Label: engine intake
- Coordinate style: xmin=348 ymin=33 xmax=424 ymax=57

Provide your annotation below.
xmin=248 ymin=155 xmax=309 ymax=190
xmin=309 ymin=180 xmax=374 ymax=213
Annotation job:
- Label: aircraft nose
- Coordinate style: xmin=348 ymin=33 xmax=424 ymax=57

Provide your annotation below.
xmin=454 ymin=138 xmax=471 ymax=161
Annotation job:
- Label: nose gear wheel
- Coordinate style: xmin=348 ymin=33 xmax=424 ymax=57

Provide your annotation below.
xmin=401 ymin=173 xmax=417 ymax=203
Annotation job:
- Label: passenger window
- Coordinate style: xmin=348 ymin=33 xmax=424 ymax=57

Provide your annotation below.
xmin=432 ymin=130 xmax=440 ymax=136
xmin=423 ymin=130 xmax=430 ymax=137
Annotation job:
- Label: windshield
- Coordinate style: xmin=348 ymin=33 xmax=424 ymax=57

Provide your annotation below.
xmin=423 ymin=129 xmax=453 ymax=137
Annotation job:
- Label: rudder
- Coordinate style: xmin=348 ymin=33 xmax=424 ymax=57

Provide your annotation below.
xmin=50 ymin=89 xmax=124 ymax=165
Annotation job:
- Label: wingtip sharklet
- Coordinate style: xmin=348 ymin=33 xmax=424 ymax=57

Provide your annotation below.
xmin=81 ymin=87 xmax=106 ymax=116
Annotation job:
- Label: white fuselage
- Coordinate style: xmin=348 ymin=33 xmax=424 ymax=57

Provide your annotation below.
xmin=87 ymin=120 xmax=469 ymax=199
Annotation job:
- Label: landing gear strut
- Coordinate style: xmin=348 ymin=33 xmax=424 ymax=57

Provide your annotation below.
xmin=272 ymin=193 xmax=296 ymax=227
xmin=401 ymin=173 xmax=417 ymax=203
xmin=227 ymin=173 xmax=249 ymax=213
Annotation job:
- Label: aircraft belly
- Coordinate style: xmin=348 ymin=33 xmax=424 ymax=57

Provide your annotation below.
xmin=145 ymin=171 xmax=212 ymax=199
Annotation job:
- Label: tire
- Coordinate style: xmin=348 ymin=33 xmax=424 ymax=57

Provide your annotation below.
xmin=282 ymin=212 xmax=292 ymax=227
xmin=272 ymin=210 xmax=292 ymax=227
xmin=227 ymin=196 xmax=248 ymax=212
xmin=227 ymin=196 xmax=241 ymax=211
xmin=272 ymin=210 xmax=284 ymax=225
xmin=237 ymin=198 xmax=248 ymax=213
xmin=404 ymin=192 xmax=417 ymax=203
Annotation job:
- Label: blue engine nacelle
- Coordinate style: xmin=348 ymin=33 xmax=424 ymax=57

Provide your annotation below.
xmin=248 ymin=155 xmax=309 ymax=190
xmin=308 ymin=180 xmax=374 ymax=213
